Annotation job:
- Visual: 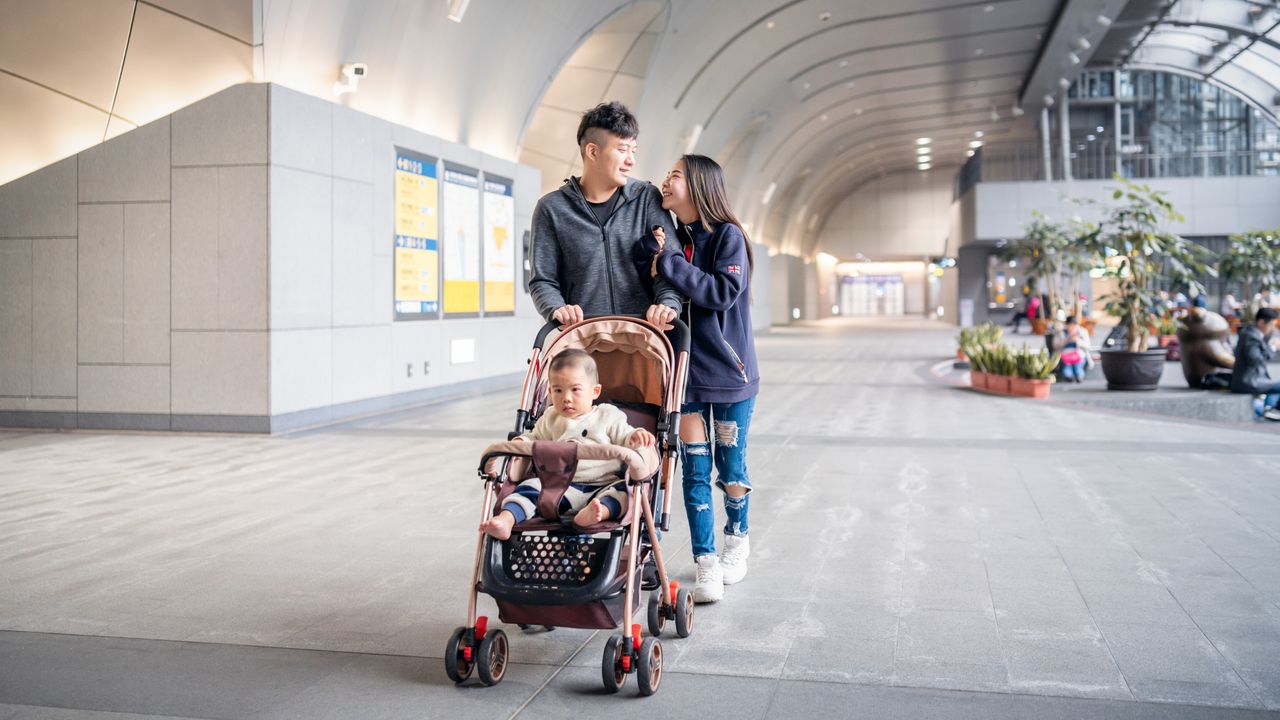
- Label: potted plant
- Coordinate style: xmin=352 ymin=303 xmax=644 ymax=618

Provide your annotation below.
xmin=1086 ymin=177 xmax=1215 ymax=391
xmin=1002 ymin=212 xmax=1099 ymax=350
xmin=968 ymin=346 xmax=989 ymax=390
xmin=988 ymin=345 xmax=1016 ymax=394
xmin=1218 ymin=228 xmax=1280 ymax=324
xmin=1011 ymin=347 xmax=1058 ymax=399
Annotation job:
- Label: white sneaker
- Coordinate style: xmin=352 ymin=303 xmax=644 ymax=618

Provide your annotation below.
xmin=692 ymin=554 xmax=724 ymax=603
xmin=720 ymin=534 xmax=750 ymax=585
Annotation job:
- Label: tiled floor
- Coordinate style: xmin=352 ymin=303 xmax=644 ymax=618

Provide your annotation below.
xmin=2 ymin=317 xmax=1279 ymax=719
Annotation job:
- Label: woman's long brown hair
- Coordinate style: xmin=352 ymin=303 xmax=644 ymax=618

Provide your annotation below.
xmin=681 ymin=154 xmax=754 ymax=278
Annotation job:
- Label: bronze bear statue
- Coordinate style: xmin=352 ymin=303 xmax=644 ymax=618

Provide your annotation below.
xmin=1175 ymin=307 xmax=1235 ymax=388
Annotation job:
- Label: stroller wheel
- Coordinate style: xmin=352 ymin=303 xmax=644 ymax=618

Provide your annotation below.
xmin=601 ymin=634 xmax=627 ymax=693
xmin=675 ymin=588 xmax=694 ymax=638
xmin=444 ymin=626 xmax=474 ymax=683
xmin=637 ymin=637 xmax=663 ymax=696
xmin=476 ymin=628 xmax=509 ymax=686
xmin=646 ymin=589 xmax=666 ymax=637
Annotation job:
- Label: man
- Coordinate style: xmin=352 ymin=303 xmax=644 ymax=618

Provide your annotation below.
xmin=528 ymin=102 xmax=681 ymax=328
xmin=1231 ymin=306 xmax=1280 ymax=421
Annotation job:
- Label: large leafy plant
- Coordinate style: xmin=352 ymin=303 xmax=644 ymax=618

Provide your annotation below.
xmin=1087 ymin=176 xmax=1215 ymax=353
xmin=1001 ymin=212 xmax=1099 ymax=326
xmin=1218 ymin=228 xmax=1280 ymax=322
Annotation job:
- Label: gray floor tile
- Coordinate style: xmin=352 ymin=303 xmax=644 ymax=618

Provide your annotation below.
xmin=516 ymin=666 xmax=778 ymax=719
xmin=1100 ymin=622 xmax=1244 ymax=684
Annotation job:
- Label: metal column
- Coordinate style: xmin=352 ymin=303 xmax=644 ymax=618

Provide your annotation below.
xmin=1058 ymin=93 xmax=1072 ymax=182
xmin=1040 ymin=107 xmax=1053 ymax=181
xmin=1113 ymin=99 xmax=1122 ymax=178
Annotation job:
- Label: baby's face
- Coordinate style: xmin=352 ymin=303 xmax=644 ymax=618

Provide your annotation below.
xmin=549 ymin=367 xmax=601 ymax=418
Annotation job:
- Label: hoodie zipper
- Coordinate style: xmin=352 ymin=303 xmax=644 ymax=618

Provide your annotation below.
xmin=569 ymin=178 xmax=636 ymax=314
xmin=723 ymin=338 xmax=749 ymax=384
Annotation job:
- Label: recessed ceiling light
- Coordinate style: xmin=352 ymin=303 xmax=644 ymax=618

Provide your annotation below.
xmin=820 ymin=114 xmax=828 ymax=121
xmin=966 ymin=150 xmax=976 ymax=157
xmin=983 ymin=4 xmax=995 ymax=12
xmin=819 ymin=11 xmax=831 ymax=21
xmin=974 ymin=130 xmax=984 ymax=138
xmin=917 ymin=137 xmax=931 ymax=145
xmin=1058 ymin=77 xmax=1072 ymax=90
xmin=918 ymin=163 xmax=932 ymax=170
xmin=1097 ymin=15 xmax=1113 ymax=27
xmin=1076 ymin=37 xmax=1092 ymax=51
xmin=970 ymin=140 xmax=983 ymax=148
xmin=846 ymin=81 xmax=856 ymax=89
xmin=1069 ymin=52 xmax=1081 ymax=65
xmin=854 ymin=107 xmax=863 ymax=115
xmin=1044 ymin=93 xmax=1055 ymax=106
xmin=974 ymin=48 xmax=985 ymax=56
xmin=1096 ymin=125 xmax=1104 ymax=132
xmin=918 ymin=155 xmax=932 ymax=163
xmin=916 ymin=147 xmax=930 ymax=155
xmin=838 ymin=60 xmax=848 ymax=68
xmin=803 ymin=82 xmax=811 ymax=90
xmin=766 ymin=20 xmax=776 ymax=29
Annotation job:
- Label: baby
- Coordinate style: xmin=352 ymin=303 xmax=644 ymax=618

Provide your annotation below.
xmin=480 ymin=349 xmax=655 ymax=540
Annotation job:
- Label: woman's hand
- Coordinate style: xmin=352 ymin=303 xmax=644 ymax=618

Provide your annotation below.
xmin=652 ymin=226 xmax=665 ymax=249
xmin=628 ymin=428 xmax=656 ymax=447
xmin=651 ymin=253 xmax=660 ymax=278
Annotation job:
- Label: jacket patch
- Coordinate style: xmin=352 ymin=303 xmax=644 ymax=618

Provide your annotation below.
xmin=726 ymin=265 xmax=742 ymax=275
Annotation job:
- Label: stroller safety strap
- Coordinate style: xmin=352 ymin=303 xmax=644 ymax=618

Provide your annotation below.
xmin=479 ymin=441 xmax=659 ymax=481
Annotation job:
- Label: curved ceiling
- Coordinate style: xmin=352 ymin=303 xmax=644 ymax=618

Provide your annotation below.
xmin=7 ymin=0 xmax=1278 ymax=259
xmin=1092 ymin=0 xmax=1280 ymax=125
xmin=0 ymin=0 xmax=254 ymax=185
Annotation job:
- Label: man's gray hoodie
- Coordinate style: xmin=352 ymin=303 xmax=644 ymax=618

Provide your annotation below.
xmin=528 ymin=176 xmax=682 ymax=319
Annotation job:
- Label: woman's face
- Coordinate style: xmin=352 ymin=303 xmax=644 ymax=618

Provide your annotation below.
xmin=660 ymin=160 xmax=694 ymax=219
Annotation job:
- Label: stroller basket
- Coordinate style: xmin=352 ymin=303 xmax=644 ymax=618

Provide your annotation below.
xmin=481 ymin=529 xmax=643 ymax=630
xmin=481 ymin=529 xmax=635 ymax=606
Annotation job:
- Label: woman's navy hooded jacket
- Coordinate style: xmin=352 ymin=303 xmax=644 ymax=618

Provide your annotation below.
xmin=636 ymin=222 xmax=759 ymax=404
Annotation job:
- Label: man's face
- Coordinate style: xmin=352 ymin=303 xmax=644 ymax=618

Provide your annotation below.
xmin=1262 ymin=318 xmax=1277 ymax=336
xmin=586 ymin=132 xmax=635 ymax=189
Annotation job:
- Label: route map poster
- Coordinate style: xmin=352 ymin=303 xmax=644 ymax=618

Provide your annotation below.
xmin=483 ymin=175 xmax=515 ymax=315
xmin=393 ymin=149 xmax=439 ymax=319
xmin=442 ymin=164 xmax=481 ymax=316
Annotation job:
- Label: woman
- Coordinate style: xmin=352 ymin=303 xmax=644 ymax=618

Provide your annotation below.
xmin=635 ymin=154 xmax=759 ymax=604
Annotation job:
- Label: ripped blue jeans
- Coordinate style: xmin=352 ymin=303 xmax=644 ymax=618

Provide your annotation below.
xmin=679 ymin=397 xmax=755 ymax=558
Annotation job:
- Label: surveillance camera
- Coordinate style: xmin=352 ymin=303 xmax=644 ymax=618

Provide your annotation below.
xmin=342 ymin=63 xmax=368 ymax=79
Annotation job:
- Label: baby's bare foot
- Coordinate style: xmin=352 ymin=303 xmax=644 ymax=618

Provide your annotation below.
xmin=481 ymin=511 xmax=516 ymax=540
xmin=572 ymin=499 xmax=610 ymax=528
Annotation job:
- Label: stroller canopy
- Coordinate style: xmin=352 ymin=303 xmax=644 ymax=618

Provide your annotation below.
xmin=537 ymin=318 xmax=675 ymax=410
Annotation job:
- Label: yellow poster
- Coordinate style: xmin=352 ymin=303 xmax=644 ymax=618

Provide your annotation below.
xmin=483 ymin=176 xmax=516 ymax=314
xmin=443 ymin=166 xmax=481 ymax=315
xmin=393 ymin=151 xmax=439 ymax=316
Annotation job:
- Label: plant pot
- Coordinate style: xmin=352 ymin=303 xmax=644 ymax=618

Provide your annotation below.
xmin=1099 ymin=348 xmax=1168 ymax=391
xmin=991 ymin=374 xmax=1013 ymax=395
xmin=1031 ymin=318 xmax=1049 ymax=335
xmin=956 ymin=348 xmax=968 ymax=361
xmin=970 ymin=370 xmax=988 ymax=390
xmin=1158 ymin=335 xmax=1176 ymax=348
xmin=1010 ymin=377 xmax=1052 ymax=399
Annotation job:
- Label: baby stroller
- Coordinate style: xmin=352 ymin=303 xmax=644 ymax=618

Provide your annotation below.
xmin=445 ymin=315 xmax=695 ymax=696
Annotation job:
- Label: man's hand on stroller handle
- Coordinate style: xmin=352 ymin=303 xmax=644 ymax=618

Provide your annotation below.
xmin=552 ymin=304 xmax=584 ymax=324
xmin=645 ymin=304 xmax=676 ymax=331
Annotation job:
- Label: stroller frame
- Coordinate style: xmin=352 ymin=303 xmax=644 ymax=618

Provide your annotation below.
xmin=445 ymin=315 xmax=693 ymax=696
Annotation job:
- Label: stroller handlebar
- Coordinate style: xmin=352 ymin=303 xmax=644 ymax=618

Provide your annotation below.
xmin=533 ymin=314 xmax=690 ymax=354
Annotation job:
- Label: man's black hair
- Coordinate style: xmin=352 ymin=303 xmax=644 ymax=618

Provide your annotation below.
xmin=577 ymin=101 xmax=639 ymax=154
xmin=1258 ymin=307 xmax=1278 ymax=322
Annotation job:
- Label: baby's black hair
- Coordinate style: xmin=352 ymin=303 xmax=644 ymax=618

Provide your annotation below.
xmin=549 ymin=348 xmax=599 ymax=384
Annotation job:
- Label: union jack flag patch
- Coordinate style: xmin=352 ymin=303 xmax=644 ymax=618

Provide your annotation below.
xmin=727 ymin=264 xmax=742 ymax=275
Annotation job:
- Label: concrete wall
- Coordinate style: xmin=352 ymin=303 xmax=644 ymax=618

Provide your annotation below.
xmin=973 ymin=176 xmax=1280 ymax=241
xmin=815 ymin=170 xmax=953 ymax=260
xmin=748 ymin=243 xmax=771 ymax=333
xmin=0 ymin=83 xmax=542 ymax=432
